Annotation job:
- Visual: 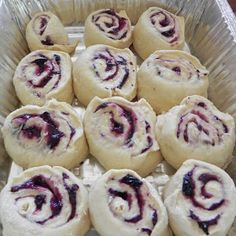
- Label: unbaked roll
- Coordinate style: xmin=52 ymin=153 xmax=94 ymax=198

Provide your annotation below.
xmin=133 ymin=7 xmax=185 ymax=59
xmin=156 ymin=95 xmax=235 ymax=169
xmin=164 ymin=159 xmax=236 ymax=236
xmin=1 ymin=99 xmax=88 ymax=169
xmin=13 ymin=50 xmax=73 ymax=106
xmin=84 ymin=9 xmax=132 ymax=49
xmin=138 ymin=50 xmax=209 ymax=113
xmin=84 ymin=96 xmax=161 ymax=177
xmin=26 ymin=11 xmax=78 ymax=53
xmin=73 ymin=44 xmax=137 ymax=106
xmin=89 ymin=169 xmax=171 ymax=236
xmin=0 ymin=165 xmax=90 ymax=236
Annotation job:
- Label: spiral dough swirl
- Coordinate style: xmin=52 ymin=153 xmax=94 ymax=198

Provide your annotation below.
xmin=92 ymin=48 xmax=131 ymax=89
xmin=176 ymin=101 xmax=228 ymax=146
xmin=92 ymin=9 xmax=129 ymax=40
xmin=164 ymin=160 xmax=236 ymax=236
xmin=11 ymin=111 xmax=75 ymax=150
xmin=149 ymin=8 xmax=180 ymax=44
xmin=93 ymin=101 xmax=153 ymax=156
xmin=24 ymin=53 xmax=61 ymax=96
xmin=0 ymin=166 xmax=90 ymax=236
xmin=89 ymin=170 xmax=170 ymax=236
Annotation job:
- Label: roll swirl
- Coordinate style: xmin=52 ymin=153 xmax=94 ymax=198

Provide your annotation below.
xmin=89 ymin=169 xmax=171 ymax=236
xmin=0 ymin=166 xmax=90 ymax=236
xmin=84 ymin=96 xmax=161 ymax=177
xmin=73 ymin=44 xmax=136 ymax=106
xmin=164 ymin=160 xmax=236 ymax=236
xmin=84 ymin=9 xmax=132 ymax=49
xmin=2 ymin=99 xmax=88 ymax=169
xmin=133 ymin=7 xmax=185 ymax=59
xmin=156 ymin=95 xmax=235 ymax=169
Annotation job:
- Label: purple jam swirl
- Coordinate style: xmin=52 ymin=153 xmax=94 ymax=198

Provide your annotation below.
xmin=190 ymin=210 xmax=220 ymax=235
xmin=27 ymin=53 xmax=61 ymax=90
xmin=92 ymin=49 xmax=130 ymax=89
xmin=35 ymin=15 xmax=50 ymax=36
xmin=11 ymin=175 xmax=63 ymax=224
xmin=141 ymin=120 xmax=153 ymax=154
xmin=95 ymin=102 xmax=137 ymax=147
xmin=109 ymin=188 xmax=132 ymax=209
xmin=95 ymin=103 xmax=153 ymax=153
xmin=62 ymin=173 xmax=79 ymax=221
xmin=119 ymin=174 xmax=144 ymax=223
xmin=176 ymin=102 xmax=229 ymax=146
xmin=35 ymin=194 xmax=46 ymax=210
xmin=33 ymin=15 xmax=54 ymax=45
xmin=182 ymin=168 xmax=224 ymax=235
xmin=41 ymin=36 xmax=54 ymax=46
xmin=12 ymin=111 xmax=75 ymax=150
xmin=92 ymin=9 xmax=129 ymax=40
xmin=150 ymin=10 xmax=178 ymax=43
xmin=141 ymin=136 xmax=153 ymax=154
xmin=108 ymin=174 xmax=158 ymax=235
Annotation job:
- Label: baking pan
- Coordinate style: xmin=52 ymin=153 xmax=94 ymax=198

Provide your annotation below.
xmin=0 ymin=0 xmax=236 ymax=235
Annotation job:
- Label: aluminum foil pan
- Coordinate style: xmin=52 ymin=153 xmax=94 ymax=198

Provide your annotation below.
xmin=0 ymin=0 xmax=236 ymax=235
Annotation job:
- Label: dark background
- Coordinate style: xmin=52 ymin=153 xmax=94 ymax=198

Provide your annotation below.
xmin=228 ymin=0 xmax=236 ymax=12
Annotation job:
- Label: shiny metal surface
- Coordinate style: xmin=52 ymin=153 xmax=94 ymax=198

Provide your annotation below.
xmin=0 ymin=0 xmax=236 ymax=235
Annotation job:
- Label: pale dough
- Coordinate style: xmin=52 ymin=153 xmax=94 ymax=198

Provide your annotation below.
xmin=84 ymin=96 xmax=162 ymax=177
xmin=156 ymin=95 xmax=235 ymax=169
xmin=89 ymin=169 xmax=171 ymax=236
xmin=26 ymin=11 xmax=78 ymax=53
xmin=2 ymin=99 xmax=88 ymax=169
xmin=73 ymin=44 xmax=137 ymax=106
xmin=133 ymin=7 xmax=185 ymax=59
xmin=164 ymin=159 xmax=236 ymax=236
xmin=138 ymin=50 xmax=209 ymax=113
xmin=0 ymin=165 xmax=90 ymax=236
xmin=13 ymin=49 xmax=73 ymax=106
xmin=84 ymin=9 xmax=132 ymax=49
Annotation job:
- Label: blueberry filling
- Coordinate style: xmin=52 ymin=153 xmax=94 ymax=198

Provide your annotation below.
xmin=109 ymin=188 xmax=132 ymax=209
xmin=198 ymin=102 xmax=206 ymax=108
xmin=141 ymin=136 xmax=153 ymax=154
xmin=145 ymin=121 xmax=151 ymax=132
xmin=141 ymin=228 xmax=152 ymax=235
xmin=177 ymin=105 xmax=229 ymax=145
xmin=13 ymin=112 xmax=65 ymax=150
xmin=198 ymin=173 xmax=224 ymax=210
xmin=92 ymin=49 xmax=129 ymax=89
xmin=172 ymin=66 xmax=181 ymax=75
xmin=182 ymin=170 xmax=195 ymax=197
xmin=29 ymin=54 xmax=61 ymax=90
xmin=182 ymin=169 xmax=224 ymax=234
xmin=62 ymin=173 xmax=79 ymax=221
xmin=39 ymin=17 xmax=49 ymax=35
xmin=189 ymin=210 xmax=220 ymax=235
xmin=22 ymin=125 xmax=41 ymax=139
xmin=117 ymin=68 xmax=129 ymax=89
xmin=35 ymin=194 xmax=46 ymax=210
xmin=110 ymin=114 xmax=124 ymax=135
xmin=95 ymin=102 xmax=136 ymax=146
xmin=161 ymin=29 xmax=175 ymax=38
xmin=150 ymin=11 xmax=177 ymax=41
xmin=120 ymin=174 xmax=143 ymax=188
xmin=11 ymin=175 xmax=63 ymax=224
xmin=119 ymin=174 xmax=144 ymax=223
xmin=152 ymin=210 xmax=158 ymax=226
xmin=41 ymin=36 xmax=54 ymax=45
xmin=182 ymin=170 xmax=224 ymax=210
xmin=34 ymin=15 xmax=50 ymax=36
xmin=92 ymin=9 xmax=128 ymax=40
xmin=159 ymin=16 xmax=170 ymax=27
